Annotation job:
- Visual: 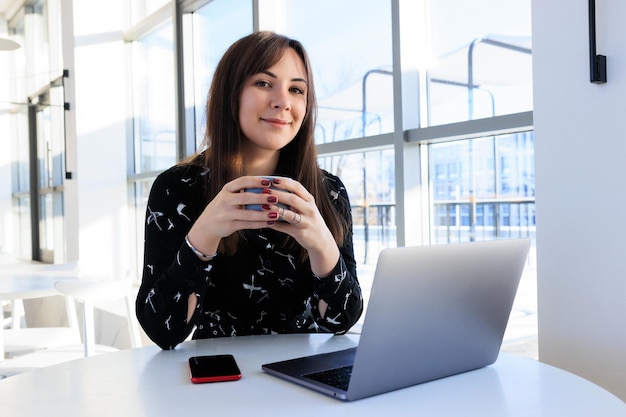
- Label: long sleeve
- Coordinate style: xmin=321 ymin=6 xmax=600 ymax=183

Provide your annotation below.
xmin=299 ymin=173 xmax=362 ymax=334
xmin=136 ymin=165 xmax=210 ymax=350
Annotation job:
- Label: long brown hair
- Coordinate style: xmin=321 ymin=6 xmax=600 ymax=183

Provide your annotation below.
xmin=184 ymin=31 xmax=347 ymax=259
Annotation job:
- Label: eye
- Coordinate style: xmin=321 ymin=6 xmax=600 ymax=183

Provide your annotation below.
xmin=254 ymin=80 xmax=271 ymax=88
xmin=290 ymin=86 xmax=305 ymax=95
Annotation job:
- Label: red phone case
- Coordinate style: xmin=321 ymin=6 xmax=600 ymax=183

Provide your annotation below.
xmin=189 ymin=355 xmax=242 ymax=384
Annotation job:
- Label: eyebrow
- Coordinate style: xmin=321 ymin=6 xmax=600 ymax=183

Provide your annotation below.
xmin=262 ymin=70 xmax=308 ymax=85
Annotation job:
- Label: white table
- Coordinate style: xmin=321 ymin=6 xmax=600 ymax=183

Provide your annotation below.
xmin=0 ymin=274 xmax=67 ymax=300
xmin=0 ymin=333 xmax=624 ymax=416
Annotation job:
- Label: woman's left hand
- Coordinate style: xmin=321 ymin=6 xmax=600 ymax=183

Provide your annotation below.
xmin=266 ymin=177 xmax=340 ymax=278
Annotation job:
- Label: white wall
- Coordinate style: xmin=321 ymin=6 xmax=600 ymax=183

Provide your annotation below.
xmin=71 ymin=0 xmax=130 ymax=279
xmin=533 ymin=0 xmax=626 ymax=400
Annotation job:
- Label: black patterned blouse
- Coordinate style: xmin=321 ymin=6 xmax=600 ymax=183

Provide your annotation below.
xmin=136 ymin=163 xmax=363 ymax=350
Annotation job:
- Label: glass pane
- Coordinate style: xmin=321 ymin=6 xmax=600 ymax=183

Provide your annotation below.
xmin=17 ymin=196 xmax=32 ymax=256
xmin=282 ymin=0 xmax=394 ymax=142
xmin=130 ymin=0 xmax=171 ymax=26
xmin=427 ymin=0 xmax=532 ymax=125
xmin=132 ymin=22 xmax=176 ymax=173
xmin=39 ymin=192 xmax=54 ymax=252
xmin=319 ymin=149 xmax=396 ymax=320
xmin=187 ymin=0 xmax=253 ymax=147
xmin=13 ymin=107 xmax=30 ymax=192
xmin=429 ymin=131 xmax=535 ymax=244
xmin=26 ymin=0 xmax=51 ymax=92
xmin=320 ymin=150 xmax=397 ymax=263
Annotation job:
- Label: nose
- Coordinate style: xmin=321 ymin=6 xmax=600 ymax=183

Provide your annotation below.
xmin=270 ymin=88 xmax=291 ymax=110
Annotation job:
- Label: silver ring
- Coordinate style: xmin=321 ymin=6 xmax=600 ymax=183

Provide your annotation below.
xmin=278 ymin=207 xmax=285 ymax=220
xmin=292 ymin=213 xmax=302 ymax=225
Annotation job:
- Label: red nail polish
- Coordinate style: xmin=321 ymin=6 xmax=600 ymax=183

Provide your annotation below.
xmin=267 ymin=220 xmax=276 ymax=225
xmin=261 ymin=204 xmax=271 ymax=210
xmin=267 ymin=196 xmax=278 ymax=203
xmin=268 ymin=212 xmax=278 ymax=219
xmin=262 ymin=188 xmax=272 ymax=194
xmin=261 ymin=179 xmax=271 ymax=186
xmin=271 ymin=178 xmax=281 ymax=184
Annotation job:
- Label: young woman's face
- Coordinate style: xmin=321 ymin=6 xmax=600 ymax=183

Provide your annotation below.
xmin=238 ymin=48 xmax=308 ymax=155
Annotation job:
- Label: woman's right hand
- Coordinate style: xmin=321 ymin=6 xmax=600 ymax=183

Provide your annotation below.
xmin=185 ymin=176 xmax=283 ymax=257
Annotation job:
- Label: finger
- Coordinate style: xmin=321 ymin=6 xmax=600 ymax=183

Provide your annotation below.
xmin=223 ymin=176 xmax=273 ymax=193
xmin=291 ymin=212 xmax=302 ymax=225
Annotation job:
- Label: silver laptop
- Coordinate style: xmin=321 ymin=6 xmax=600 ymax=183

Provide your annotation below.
xmin=262 ymin=238 xmax=531 ymax=401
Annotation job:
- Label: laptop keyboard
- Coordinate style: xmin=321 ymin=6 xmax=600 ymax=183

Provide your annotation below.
xmin=303 ymin=365 xmax=353 ymax=391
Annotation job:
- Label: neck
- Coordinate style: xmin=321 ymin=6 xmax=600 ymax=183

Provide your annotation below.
xmin=242 ymin=150 xmax=280 ymax=176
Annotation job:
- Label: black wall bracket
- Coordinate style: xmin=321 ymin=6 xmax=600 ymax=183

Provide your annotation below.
xmin=589 ymin=0 xmax=607 ymax=83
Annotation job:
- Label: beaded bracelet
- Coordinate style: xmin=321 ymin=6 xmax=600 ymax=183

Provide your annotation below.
xmin=184 ymin=234 xmax=217 ymax=261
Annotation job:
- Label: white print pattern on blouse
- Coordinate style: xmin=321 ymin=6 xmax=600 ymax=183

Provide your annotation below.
xmin=146 ymin=288 xmax=157 ymax=313
xmin=333 ymin=267 xmax=347 ymax=294
xmin=258 ymin=234 xmax=275 ymax=251
xmin=274 ymin=251 xmax=296 ymax=269
xmin=256 ymin=311 xmax=267 ymax=323
xmin=278 ymin=277 xmax=294 ymax=289
xmin=204 ymin=265 xmax=215 ymax=286
xmin=326 ymin=313 xmax=342 ymax=325
xmin=146 ymin=206 xmax=165 ymax=231
xmin=204 ymin=310 xmax=221 ymax=321
xmin=344 ymin=290 xmax=353 ymax=310
xmin=176 ymin=203 xmax=191 ymax=221
xmin=257 ymin=256 xmax=274 ymax=276
xmin=242 ymin=275 xmax=268 ymax=302
xmin=300 ymin=299 xmax=314 ymax=325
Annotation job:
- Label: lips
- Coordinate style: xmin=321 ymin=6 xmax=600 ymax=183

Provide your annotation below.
xmin=261 ymin=117 xmax=291 ymax=127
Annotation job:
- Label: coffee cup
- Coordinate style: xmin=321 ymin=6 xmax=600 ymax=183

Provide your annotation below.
xmin=244 ymin=176 xmax=290 ymax=211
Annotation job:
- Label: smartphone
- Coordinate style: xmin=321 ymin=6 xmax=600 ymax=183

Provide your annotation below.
xmin=189 ymin=354 xmax=242 ymax=384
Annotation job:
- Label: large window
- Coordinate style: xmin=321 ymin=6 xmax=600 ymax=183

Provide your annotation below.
xmin=0 ymin=0 xmax=535 ymax=353
xmin=281 ymin=0 xmax=397 ymax=285
xmin=283 ymin=0 xmax=394 ymax=142
xmin=427 ymin=0 xmax=532 ymax=125
xmin=430 ymin=132 xmax=535 ymax=244
xmin=122 ymin=0 xmax=534 ymax=348
xmin=184 ymin=0 xmax=252 ymax=147
xmin=7 ymin=0 xmax=68 ymax=262
xmin=131 ymin=21 xmax=176 ymax=173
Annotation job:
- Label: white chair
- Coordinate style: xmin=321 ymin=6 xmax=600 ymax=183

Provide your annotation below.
xmin=3 ymin=263 xmax=82 ymax=357
xmin=0 ymin=275 xmax=141 ymax=378
xmin=54 ymin=277 xmax=142 ymax=357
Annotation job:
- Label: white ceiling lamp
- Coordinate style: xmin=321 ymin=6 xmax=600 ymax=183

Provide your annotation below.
xmin=0 ymin=37 xmax=20 ymax=51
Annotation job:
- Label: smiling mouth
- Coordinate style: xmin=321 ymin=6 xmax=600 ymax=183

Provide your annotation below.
xmin=261 ymin=118 xmax=291 ymax=127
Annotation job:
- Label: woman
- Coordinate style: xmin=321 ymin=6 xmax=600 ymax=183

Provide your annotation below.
xmin=136 ymin=31 xmax=363 ymax=350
